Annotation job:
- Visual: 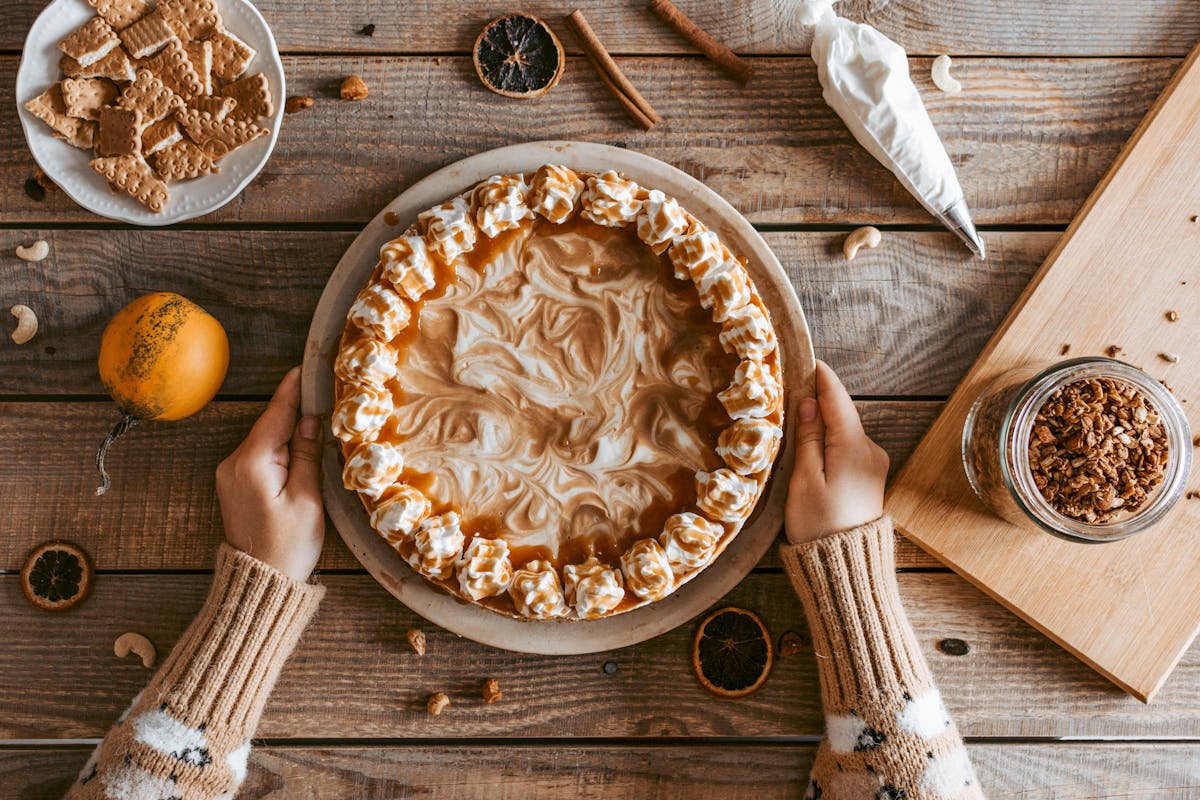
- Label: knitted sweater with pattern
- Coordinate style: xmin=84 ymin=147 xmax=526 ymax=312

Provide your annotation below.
xmin=65 ymin=517 xmax=981 ymax=799
xmin=64 ymin=544 xmax=324 ymax=800
xmin=782 ymin=517 xmax=985 ymax=800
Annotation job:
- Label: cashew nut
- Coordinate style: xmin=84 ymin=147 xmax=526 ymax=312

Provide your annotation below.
xmin=114 ymin=632 xmax=157 ymax=668
xmin=15 ymin=240 xmax=49 ymax=262
xmin=931 ymin=55 xmax=962 ymax=95
xmin=10 ymin=305 xmax=37 ymax=345
xmin=843 ymin=226 xmax=882 ymax=261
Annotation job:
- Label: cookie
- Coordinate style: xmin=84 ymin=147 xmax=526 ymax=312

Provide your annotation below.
xmin=189 ymin=95 xmax=236 ymax=120
xmin=142 ymin=39 xmax=204 ymax=101
xmin=220 ymin=72 xmax=272 ymax=122
xmin=90 ymin=155 xmax=169 ymax=212
xmin=142 ymin=118 xmax=181 ymax=155
xmin=176 ymin=107 xmax=266 ymax=156
xmin=96 ymin=106 xmax=143 ymax=157
xmin=61 ymin=77 xmax=118 ymax=121
xmin=183 ymin=40 xmax=213 ymax=95
xmin=24 ymin=83 xmax=96 ymax=149
xmin=154 ymin=139 xmax=219 ymax=180
xmin=85 ymin=0 xmax=151 ymax=30
xmin=160 ymin=0 xmax=221 ymax=40
xmin=60 ymin=47 xmax=136 ymax=82
xmin=208 ymin=26 xmax=256 ymax=82
xmin=118 ymin=9 xmax=176 ymax=59
xmin=118 ymin=69 xmax=185 ymax=123
xmin=58 ymin=17 xmax=121 ymax=68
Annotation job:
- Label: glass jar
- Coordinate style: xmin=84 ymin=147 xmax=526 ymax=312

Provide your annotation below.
xmin=962 ymin=357 xmax=1192 ymax=543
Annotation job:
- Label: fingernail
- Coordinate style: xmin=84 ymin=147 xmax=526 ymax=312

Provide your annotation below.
xmin=799 ymin=397 xmax=817 ymax=422
xmin=299 ymin=416 xmax=319 ymax=440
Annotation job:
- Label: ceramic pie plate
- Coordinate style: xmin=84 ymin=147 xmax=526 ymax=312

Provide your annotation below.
xmin=302 ymin=141 xmax=815 ymax=654
xmin=14 ymin=0 xmax=284 ymax=225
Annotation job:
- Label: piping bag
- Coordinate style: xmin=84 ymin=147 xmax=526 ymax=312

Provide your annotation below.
xmin=799 ymin=0 xmax=985 ymax=258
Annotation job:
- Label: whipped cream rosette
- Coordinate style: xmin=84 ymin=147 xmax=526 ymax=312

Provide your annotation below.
xmin=406 ymin=512 xmax=465 ymax=577
xmin=564 ymin=557 xmax=625 ymax=618
xmin=371 ymin=484 xmax=432 ymax=545
xmin=334 ymin=338 xmax=397 ymax=387
xmin=660 ymin=512 xmax=724 ymax=576
xmin=457 ymin=536 xmax=515 ymax=600
xmin=528 ymin=164 xmax=585 ymax=223
xmin=510 ymin=559 xmax=571 ymax=619
xmin=334 ymin=165 xmax=785 ymax=620
xmin=349 ymin=282 xmax=412 ymax=341
xmin=342 ymin=441 xmax=405 ymax=497
xmin=474 ymin=174 xmax=534 ymax=237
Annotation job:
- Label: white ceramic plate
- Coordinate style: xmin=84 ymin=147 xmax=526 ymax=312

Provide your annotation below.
xmin=303 ymin=142 xmax=816 ymax=655
xmin=14 ymin=0 xmax=284 ymax=225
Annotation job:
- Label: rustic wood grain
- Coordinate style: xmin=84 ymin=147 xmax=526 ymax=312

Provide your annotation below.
xmin=2 ymin=57 xmax=1176 ymax=226
xmin=888 ymin=40 xmax=1200 ymax=702
xmin=3 ymin=572 xmax=1199 ymax=740
xmin=3 ymin=0 xmax=1198 ymax=56
xmin=3 ymin=742 xmax=1199 ymax=800
xmin=0 ymin=230 xmax=1052 ymax=397
xmin=0 ymin=401 xmax=942 ymax=571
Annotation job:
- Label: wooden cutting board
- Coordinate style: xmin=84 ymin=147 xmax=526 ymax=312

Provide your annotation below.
xmin=885 ymin=42 xmax=1200 ymax=702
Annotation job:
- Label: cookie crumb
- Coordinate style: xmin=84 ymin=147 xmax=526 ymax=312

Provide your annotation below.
xmin=284 ymin=95 xmax=314 ymax=114
xmin=359 ymin=23 xmax=376 ymax=36
xmin=1159 ymin=352 xmax=1180 ymax=364
xmin=427 ymin=692 xmax=450 ymax=716
xmin=340 ymin=75 xmax=369 ymax=101
xmin=482 ymin=678 xmax=503 ymax=704
xmin=1104 ymin=344 xmax=1122 ymax=358
xmin=1059 ymin=344 xmax=1071 ymax=356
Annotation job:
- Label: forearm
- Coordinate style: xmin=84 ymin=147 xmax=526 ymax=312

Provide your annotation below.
xmin=782 ymin=517 xmax=984 ymax=800
xmin=65 ymin=544 xmax=325 ymax=800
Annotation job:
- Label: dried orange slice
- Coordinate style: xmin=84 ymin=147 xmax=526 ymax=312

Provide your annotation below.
xmin=692 ymin=606 xmax=773 ymax=698
xmin=473 ymin=14 xmax=565 ymax=99
xmin=21 ymin=541 xmax=93 ymax=612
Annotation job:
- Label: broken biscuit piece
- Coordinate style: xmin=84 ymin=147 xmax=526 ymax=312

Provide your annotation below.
xmin=61 ymin=77 xmax=119 ymax=121
xmin=58 ymin=17 xmax=121 ymax=68
xmin=220 ymin=72 xmax=273 ymax=122
xmin=90 ymin=155 xmax=169 ymax=211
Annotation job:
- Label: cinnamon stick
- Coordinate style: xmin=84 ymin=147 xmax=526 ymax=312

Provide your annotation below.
xmin=648 ymin=0 xmax=754 ymax=85
xmin=567 ymin=9 xmax=660 ymax=130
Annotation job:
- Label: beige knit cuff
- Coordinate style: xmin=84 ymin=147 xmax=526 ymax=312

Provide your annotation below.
xmin=780 ymin=517 xmax=932 ymax=711
xmin=148 ymin=543 xmax=326 ymax=739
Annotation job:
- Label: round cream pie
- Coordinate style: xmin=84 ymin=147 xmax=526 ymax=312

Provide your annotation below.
xmin=333 ymin=165 xmax=784 ymax=620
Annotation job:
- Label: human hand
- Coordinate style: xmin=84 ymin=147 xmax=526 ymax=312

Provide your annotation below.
xmin=216 ymin=367 xmax=325 ymax=581
xmin=785 ymin=360 xmax=889 ymax=544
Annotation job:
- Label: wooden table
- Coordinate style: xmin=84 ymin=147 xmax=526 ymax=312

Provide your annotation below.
xmin=2 ymin=2 xmax=1198 ymax=796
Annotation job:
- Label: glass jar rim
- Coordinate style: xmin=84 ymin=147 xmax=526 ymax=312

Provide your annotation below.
xmin=998 ymin=357 xmax=1192 ymax=543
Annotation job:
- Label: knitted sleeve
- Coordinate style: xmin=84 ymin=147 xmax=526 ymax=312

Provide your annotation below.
xmin=780 ymin=517 xmax=985 ymax=800
xmin=64 ymin=544 xmax=325 ymax=800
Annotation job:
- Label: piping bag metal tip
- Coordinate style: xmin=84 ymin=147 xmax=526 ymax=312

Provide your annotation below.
xmin=940 ymin=197 xmax=986 ymax=259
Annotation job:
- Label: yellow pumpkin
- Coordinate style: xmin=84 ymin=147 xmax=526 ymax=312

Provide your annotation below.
xmin=99 ymin=292 xmax=229 ymax=421
xmin=95 ymin=292 xmax=229 ymax=495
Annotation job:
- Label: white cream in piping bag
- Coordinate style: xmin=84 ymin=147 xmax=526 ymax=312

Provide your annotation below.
xmin=799 ymin=0 xmax=985 ymax=258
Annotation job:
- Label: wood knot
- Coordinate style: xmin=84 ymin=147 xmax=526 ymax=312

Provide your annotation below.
xmin=937 ymin=638 xmax=970 ymax=656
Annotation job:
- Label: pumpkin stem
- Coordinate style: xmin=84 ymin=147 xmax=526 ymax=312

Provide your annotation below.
xmin=95 ymin=414 xmax=138 ymax=497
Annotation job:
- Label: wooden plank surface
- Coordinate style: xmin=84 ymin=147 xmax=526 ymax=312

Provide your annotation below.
xmin=0 ymin=401 xmax=942 ymax=571
xmin=0 ymin=229 xmax=1052 ymax=397
xmin=3 ymin=572 xmax=1200 ymax=740
xmin=3 ymin=743 xmax=1199 ymax=800
xmin=1 ymin=57 xmax=1175 ymax=226
xmin=888 ymin=42 xmax=1200 ymax=702
xmin=3 ymin=0 xmax=1199 ymax=56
